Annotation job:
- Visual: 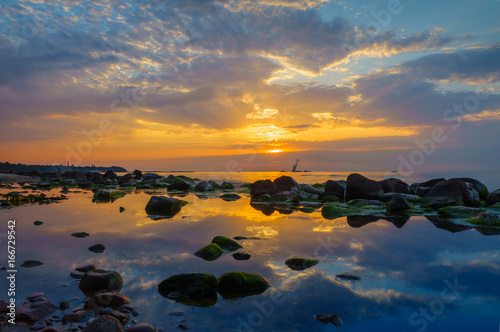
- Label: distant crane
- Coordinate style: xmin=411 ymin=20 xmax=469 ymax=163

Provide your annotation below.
xmin=291 ymin=159 xmax=300 ymax=172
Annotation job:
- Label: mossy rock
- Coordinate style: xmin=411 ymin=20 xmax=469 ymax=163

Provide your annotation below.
xmin=93 ymin=190 xmax=126 ymax=202
xmin=299 ymin=206 xmax=315 ymax=213
xmin=221 ymin=182 xmax=235 ymax=190
xmin=321 ymin=195 xmax=341 ymax=202
xmin=240 ymin=183 xmax=252 ymax=188
xmin=238 ymin=189 xmax=251 ymax=194
xmin=211 ymin=236 xmax=242 ymax=251
xmin=78 ymin=269 xmax=123 ymax=295
xmin=438 ymin=206 xmax=486 ymax=219
xmin=321 ymin=205 xmax=358 ymax=219
xmin=490 ymin=202 xmax=500 ymax=209
xmin=252 ymin=194 xmax=272 ymax=202
xmin=285 ymin=257 xmax=319 ymax=271
xmin=158 ymin=273 xmax=217 ymax=301
xmin=347 ymin=199 xmax=385 ymax=209
xmin=194 ymin=243 xmax=224 ymax=261
xmin=220 ymin=193 xmax=241 ymax=201
xmin=88 ymin=244 xmax=106 ymax=253
xmin=466 ymin=212 xmax=500 ymax=226
xmin=145 ymin=196 xmax=188 ymax=216
xmin=217 ymin=272 xmax=270 ymax=298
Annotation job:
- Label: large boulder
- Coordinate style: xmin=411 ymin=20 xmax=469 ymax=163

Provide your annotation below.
xmin=167 ymin=180 xmax=191 ymax=191
xmin=133 ymin=169 xmax=142 ymax=179
xmin=449 ymin=177 xmax=488 ymax=200
xmin=78 ymin=269 xmax=123 ymax=295
xmin=410 ymin=178 xmax=446 ymax=196
xmin=378 ymin=178 xmax=409 ymax=194
xmin=145 ymin=196 xmax=187 ymax=216
xmin=211 ymin=236 xmax=242 ymax=251
xmin=194 ymin=181 xmax=214 ymax=192
xmin=421 ymin=179 xmax=480 ymax=209
xmin=158 ymin=273 xmax=217 ymax=299
xmin=487 ymin=189 xmax=500 ymax=206
xmin=345 ymin=173 xmax=384 ymax=201
xmin=273 ymin=176 xmax=299 ymax=192
xmin=323 ymin=180 xmax=345 ymax=201
xmin=103 ymin=170 xmax=118 ymax=180
xmin=217 ymin=272 xmax=270 ymax=298
xmin=387 ymin=194 xmax=412 ymax=213
xmin=249 ymin=179 xmax=277 ymax=197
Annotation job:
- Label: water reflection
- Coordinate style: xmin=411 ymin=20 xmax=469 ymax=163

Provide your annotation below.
xmin=1 ymin=188 xmax=500 ymax=331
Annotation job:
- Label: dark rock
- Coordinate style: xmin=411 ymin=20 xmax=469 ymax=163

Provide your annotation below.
xmin=142 ymin=173 xmax=162 ymax=181
xmin=128 ymin=323 xmax=157 ymax=332
xmin=387 ymin=194 xmax=412 ymax=212
xmin=158 ymin=273 xmax=217 ymax=299
xmin=221 ymin=181 xmax=235 ymax=189
xmin=346 ymin=215 xmax=380 ymax=228
xmin=449 ymin=177 xmax=489 ymax=200
xmin=16 ymin=302 xmax=58 ymax=323
xmin=217 ymin=272 xmax=270 ymax=298
xmin=194 ymin=243 xmax=224 ymax=261
xmin=30 ymin=320 xmax=46 ymax=330
xmin=273 ymin=176 xmax=298 ymax=192
xmin=323 ymin=180 xmax=345 ymax=201
xmin=385 ymin=215 xmax=410 ymax=228
xmin=103 ymin=170 xmax=118 ymax=180
xmin=410 ymin=178 xmax=446 ymax=195
xmin=272 ymin=191 xmax=297 ymax=201
xmin=34 ymin=220 xmax=43 ymax=226
xmin=284 ymin=258 xmax=319 ymax=271
xmin=27 ymin=292 xmax=44 ymax=301
xmin=76 ymin=264 xmax=97 ymax=272
xmin=220 ymin=193 xmax=241 ymax=201
xmin=167 ymin=181 xmax=191 ymax=191
xmin=345 ymin=173 xmax=384 ymax=201
xmin=426 ymin=215 xmax=472 ymax=233
xmin=422 ymin=179 xmax=480 ymax=209
xmin=78 ymin=269 xmax=123 ymax=295
xmin=85 ymin=292 xmax=130 ymax=310
xmin=232 ymin=252 xmax=251 ymax=260
xmin=336 ymin=273 xmax=361 ymax=281
xmin=178 ymin=323 xmax=189 ymax=330
xmin=381 ymin=193 xmax=421 ymax=203
xmin=348 ymin=199 xmax=386 ymax=209
xmin=212 ymin=236 xmax=242 ymax=251
xmin=314 ymin=314 xmax=343 ymax=327
xmin=88 ymin=244 xmax=106 ymax=253
xmin=59 ymin=301 xmax=70 ymax=311
xmin=437 ymin=206 xmax=485 ymax=219
xmin=208 ymin=180 xmax=220 ymax=189
xmin=249 ymin=179 xmax=277 ymax=197
xmin=93 ymin=190 xmax=126 ymax=202
xmin=321 ymin=205 xmax=358 ymax=219
xmin=379 ymin=178 xmax=409 ymax=194
xmin=145 ymin=196 xmax=187 ymax=216
xmin=84 ymin=315 xmax=125 ymax=332
xmin=133 ymin=170 xmax=142 ymax=179
xmin=117 ymin=173 xmax=133 ymax=185
xmin=21 ymin=260 xmax=43 ymax=268
xmin=62 ymin=310 xmax=87 ymax=323
xmin=467 ymin=212 xmax=500 ymax=226
xmin=71 ymin=232 xmax=90 ymax=238
xmin=487 ymin=189 xmax=500 ymax=206
xmin=194 ymin=181 xmax=214 ymax=192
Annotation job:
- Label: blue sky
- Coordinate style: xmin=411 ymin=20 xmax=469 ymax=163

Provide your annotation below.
xmin=0 ymin=0 xmax=499 ymax=171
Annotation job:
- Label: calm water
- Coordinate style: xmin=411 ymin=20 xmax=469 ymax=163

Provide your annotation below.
xmin=1 ymin=172 xmax=500 ymax=331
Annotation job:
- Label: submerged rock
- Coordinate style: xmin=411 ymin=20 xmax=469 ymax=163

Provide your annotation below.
xmin=336 ymin=272 xmax=361 ymax=281
xmin=71 ymin=232 xmax=90 ymax=238
xmin=16 ymin=301 xmax=58 ymax=323
xmin=285 ymin=257 xmax=319 ymax=271
xmin=220 ymin=193 xmax=241 ymax=201
xmin=487 ymin=189 xmax=500 ymax=206
xmin=194 ymin=243 xmax=224 ymax=261
xmin=233 ymin=252 xmax=251 ymax=260
xmin=85 ymin=292 xmax=130 ymax=310
xmin=88 ymin=244 xmax=106 ymax=253
xmin=158 ymin=273 xmax=217 ymax=299
xmin=217 ymin=272 xmax=270 ymax=298
xmin=93 ymin=190 xmax=126 ymax=202
xmin=345 ymin=173 xmax=384 ymax=201
xmin=321 ymin=205 xmax=358 ymax=219
xmin=211 ymin=236 xmax=242 ymax=251
xmin=145 ymin=196 xmax=187 ymax=216
xmin=76 ymin=264 xmax=97 ymax=272
xmin=437 ymin=206 xmax=486 ymax=219
xmin=467 ymin=212 xmax=500 ymax=226
xmin=21 ymin=260 xmax=43 ymax=268
xmin=314 ymin=314 xmax=343 ymax=327
xmin=78 ymin=269 xmax=123 ymax=295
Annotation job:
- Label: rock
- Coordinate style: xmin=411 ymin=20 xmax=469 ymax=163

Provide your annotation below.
xmin=249 ymin=179 xmax=277 ymax=197
xmin=85 ymin=292 xmax=130 ymax=310
xmin=321 ymin=205 xmax=358 ymax=219
xmin=323 ymin=180 xmax=345 ymax=201
xmin=387 ymin=194 xmax=412 ymax=212
xmin=21 ymin=260 xmax=44 ymax=268
xmin=16 ymin=302 xmax=58 ymax=323
xmin=487 ymin=189 xmax=500 ymax=206
xmin=93 ymin=190 xmax=126 ymax=202
xmin=381 ymin=193 xmax=421 ymax=203
xmin=232 ymin=252 xmax=251 ymax=260
xmin=145 ymin=196 xmax=187 ymax=216
xmin=128 ymin=323 xmax=157 ymax=332
xmin=284 ymin=258 xmax=319 ymax=271
xmin=410 ymin=178 xmax=446 ymax=195
xmin=426 ymin=215 xmax=472 ymax=233
xmin=336 ymin=273 xmax=361 ymax=281
xmin=27 ymin=292 xmax=44 ymax=301
xmin=208 ymin=180 xmax=220 ymax=189
xmin=422 ymin=179 xmax=480 ymax=209
xmin=62 ymin=310 xmax=88 ymax=323
xmin=142 ymin=173 xmax=162 ymax=181
xmin=437 ymin=206 xmax=486 ymax=219
xmin=194 ymin=181 xmax=214 ymax=192
xmin=272 ymin=191 xmax=297 ymax=201
xmin=220 ymin=193 xmax=241 ymax=201
xmin=84 ymin=315 xmax=125 ymax=332
xmin=217 ymin=272 xmax=270 ymax=297
xmin=78 ymin=269 xmax=123 ymax=295
xmin=379 ymin=178 xmax=409 ymax=193
xmin=221 ymin=181 xmax=235 ymax=190
xmin=314 ymin=314 xmax=343 ymax=327
xmin=59 ymin=301 xmax=70 ymax=311
xmin=194 ymin=243 xmax=224 ymax=261
xmin=347 ymin=215 xmax=380 ymax=228
xmin=103 ymin=170 xmax=118 ymax=180
xmin=71 ymin=232 xmax=90 ymax=238
xmin=30 ymin=320 xmax=46 ymax=330
xmin=88 ymin=244 xmax=106 ymax=253
xmin=345 ymin=173 xmax=384 ymax=201
xmin=347 ymin=199 xmax=386 ymax=209
xmin=273 ymin=176 xmax=299 ymax=192
xmin=449 ymin=177 xmax=489 ymax=200
xmin=158 ymin=273 xmax=217 ymax=299
xmin=34 ymin=220 xmax=43 ymax=226
xmin=178 ymin=324 xmax=189 ymax=330
xmin=76 ymin=264 xmax=97 ymax=272
xmin=133 ymin=169 xmax=142 ymax=179
xmin=211 ymin=236 xmax=242 ymax=251
xmin=167 ymin=181 xmax=191 ymax=191
xmin=466 ymin=212 xmax=500 ymax=226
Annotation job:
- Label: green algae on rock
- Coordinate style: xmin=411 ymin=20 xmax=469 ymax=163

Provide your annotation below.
xmin=217 ymin=272 xmax=270 ymax=298
xmin=194 ymin=243 xmax=224 ymax=261
xmin=211 ymin=236 xmax=242 ymax=252
xmin=285 ymin=257 xmax=319 ymax=271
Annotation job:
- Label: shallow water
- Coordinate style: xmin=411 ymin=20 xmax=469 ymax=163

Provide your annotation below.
xmin=1 ymin=172 xmax=500 ymax=331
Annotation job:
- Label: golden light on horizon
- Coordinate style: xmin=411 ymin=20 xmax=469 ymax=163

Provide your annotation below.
xmin=267 ymin=149 xmax=284 ymax=154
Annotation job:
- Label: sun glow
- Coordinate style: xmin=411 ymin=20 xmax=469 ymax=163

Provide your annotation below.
xmin=267 ymin=149 xmax=284 ymax=154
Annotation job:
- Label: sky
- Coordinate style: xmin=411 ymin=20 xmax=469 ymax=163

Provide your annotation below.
xmin=0 ymin=0 xmax=499 ymax=172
